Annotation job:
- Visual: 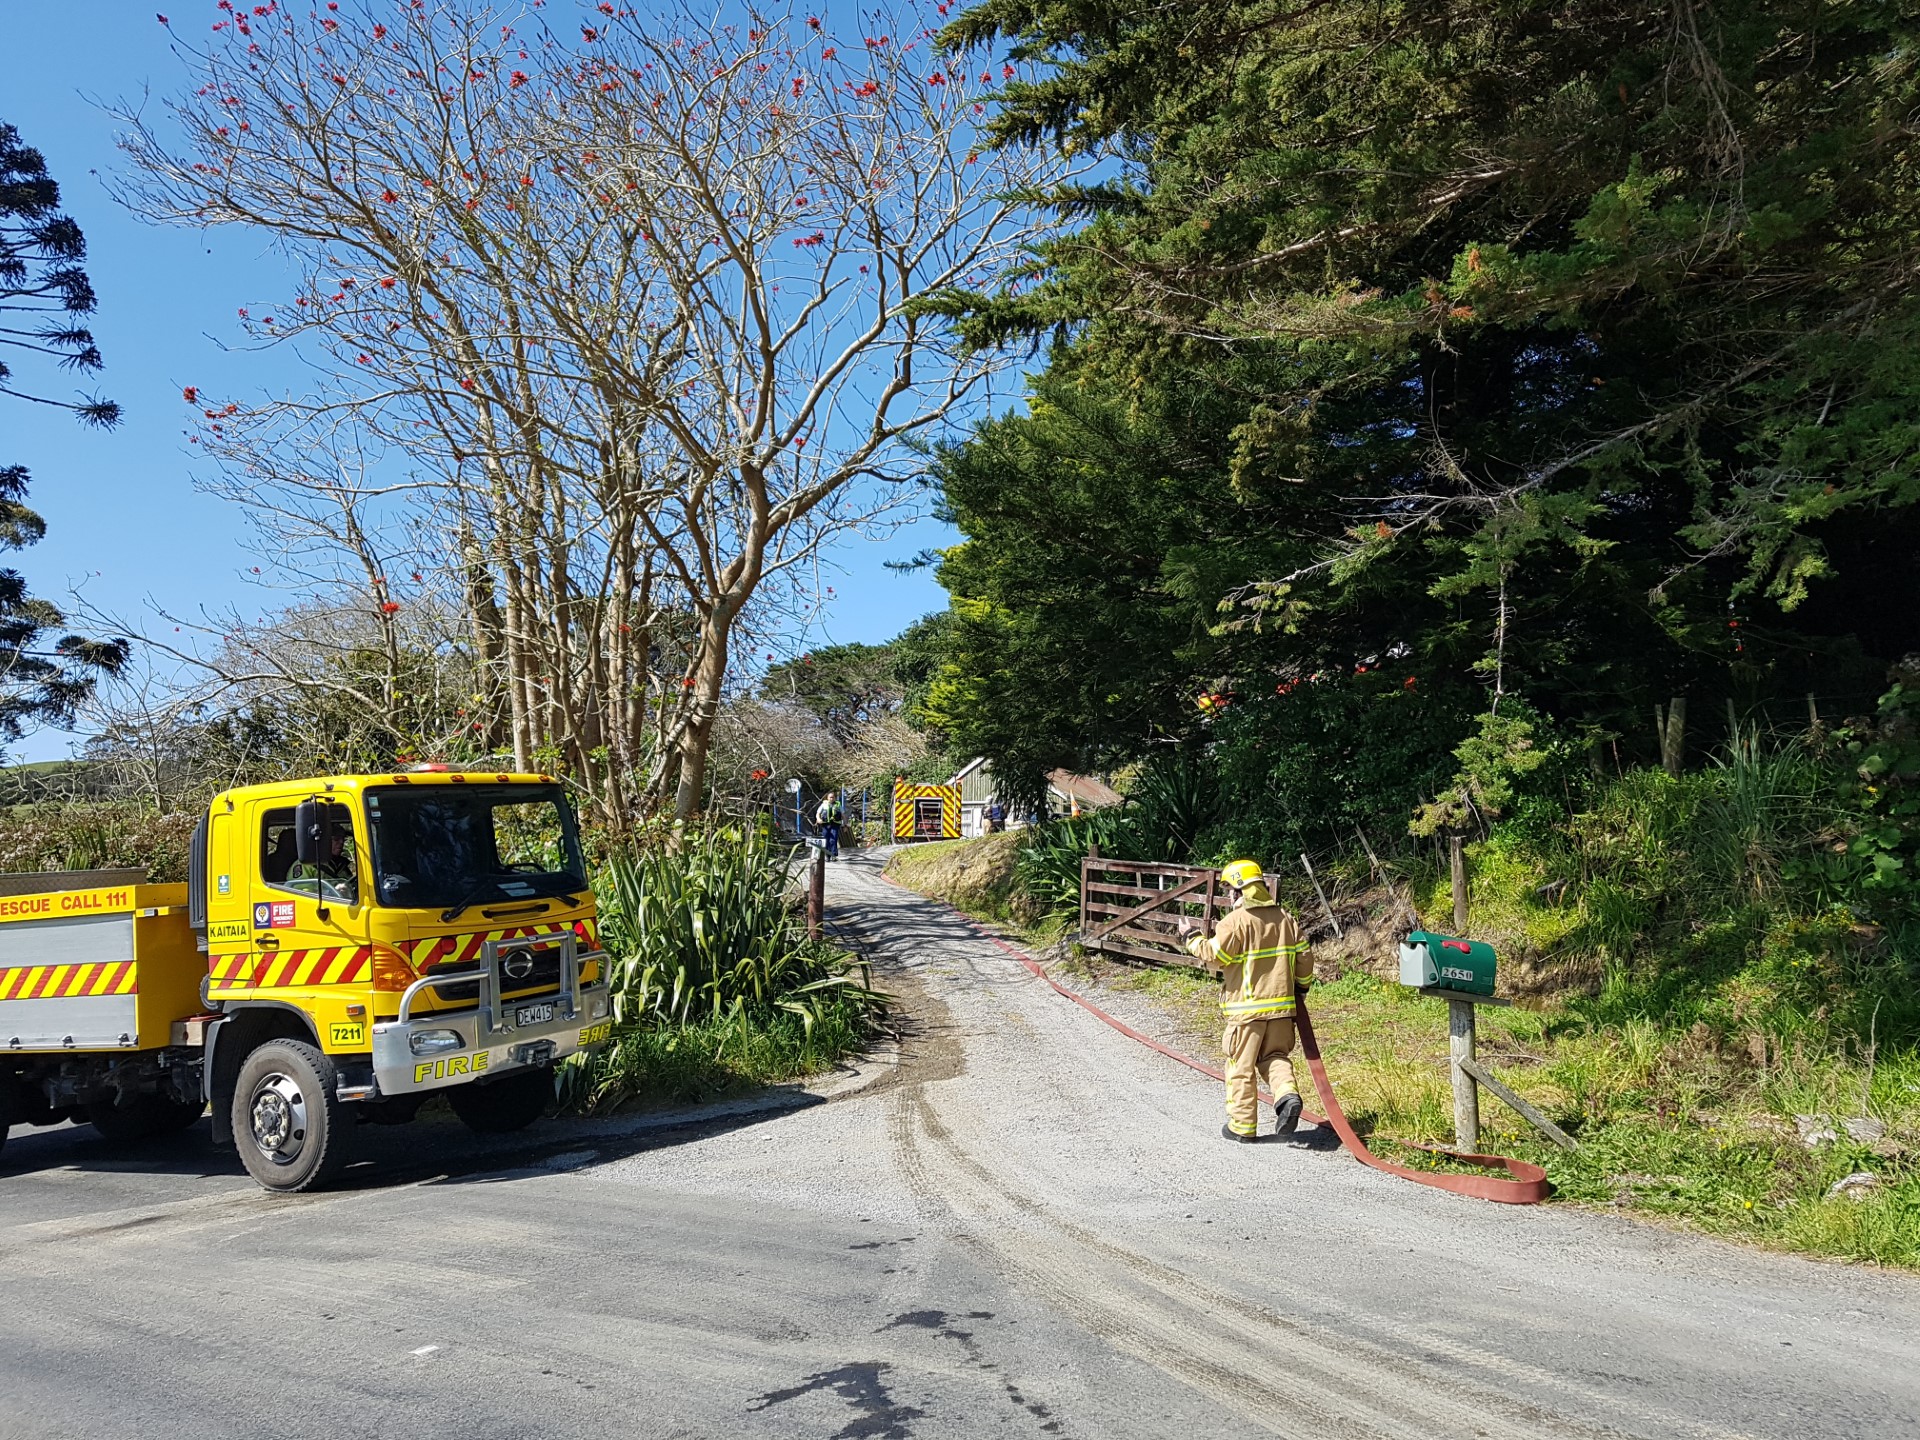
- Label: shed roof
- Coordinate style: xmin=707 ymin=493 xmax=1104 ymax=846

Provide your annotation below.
xmin=948 ymin=756 xmax=991 ymax=784
xmin=1046 ymin=769 xmax=1123 ymax=809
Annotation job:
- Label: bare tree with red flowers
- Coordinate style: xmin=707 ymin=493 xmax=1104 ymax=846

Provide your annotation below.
xmin=114 ymin=0 xmax=1057 ymax=821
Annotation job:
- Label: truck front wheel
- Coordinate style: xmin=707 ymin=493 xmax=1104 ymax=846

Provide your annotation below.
xmin=232 ymin=1040 xmax=351 ymax=1192
xmin=446 ymin=1066 xmax=552 ymax=1134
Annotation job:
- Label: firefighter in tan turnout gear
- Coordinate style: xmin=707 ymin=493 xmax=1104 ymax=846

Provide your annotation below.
xmin=1181 ymin=860 xmax=1314 ymax=1142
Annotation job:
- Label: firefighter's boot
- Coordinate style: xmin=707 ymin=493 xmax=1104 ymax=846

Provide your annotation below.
xmin=1273 ymin=1092 xmax=1303 ymax=1136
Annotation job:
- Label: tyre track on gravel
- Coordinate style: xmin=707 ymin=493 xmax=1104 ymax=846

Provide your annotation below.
xmin=886 ymin=1058 xmax=1759 ymax=1440
xmin=896 ymin=1075 xmax=1760 ymax=1440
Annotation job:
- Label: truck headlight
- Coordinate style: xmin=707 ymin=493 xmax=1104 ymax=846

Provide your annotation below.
xmin=589 ymin=994 xmax=609 ymax=1020
xmin=409 ymin=1029 xmax=463 ymax=1056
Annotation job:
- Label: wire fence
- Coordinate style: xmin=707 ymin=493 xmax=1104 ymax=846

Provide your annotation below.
xmin=710 ymin=784 xmax=882 ymax=849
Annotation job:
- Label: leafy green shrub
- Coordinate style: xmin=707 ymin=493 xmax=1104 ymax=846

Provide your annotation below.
xmin=1526 ymin=721 xmax=1920 ymax=1050
xmin=559 ymin=992 xmax=873 ymax=1115
xmin=1201 ymin=675 xmax=1479 ymax=861
xmin=0 ymin=803 xmax=197 ymax=880
xmin=1828 ymin=670 xmax=1920 ymax=919
xmin=1123 ymin=752 xmax=1224 ymax=860
xmin=885 ymin=832 xmax=1026 ymax=919
xmin=1012 ymin=753 xmax=1237 ymax=921
xmin=1410 ymin=704 xmax=1554 ymax=838
xmin=1014 ymin=810 xmax=1134 ymax=921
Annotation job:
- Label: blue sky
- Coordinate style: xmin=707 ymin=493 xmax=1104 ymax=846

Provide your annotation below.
xmin=0 ymin=5 xmax=960 ymax=761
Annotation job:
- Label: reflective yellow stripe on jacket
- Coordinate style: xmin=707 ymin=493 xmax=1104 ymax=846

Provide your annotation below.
xmin=1216 ymin=939 xmax=1308 ymax=1019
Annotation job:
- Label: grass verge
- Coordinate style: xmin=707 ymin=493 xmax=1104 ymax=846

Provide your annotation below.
xmin=1262 ymin=968 xmax=1915 ymax=1266
xmin=560 ymin=991 xmax=876 ymax=1115
xmin=884 ymin=833 xmax=1025 ymax=917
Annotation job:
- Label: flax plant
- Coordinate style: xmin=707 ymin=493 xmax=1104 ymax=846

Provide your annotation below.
xmin=593 ymin=825 xmax=882 ymax=1034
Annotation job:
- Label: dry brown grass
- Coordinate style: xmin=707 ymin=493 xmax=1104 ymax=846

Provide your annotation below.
xmin=884 ymin=832 xmax=1031 ymax=919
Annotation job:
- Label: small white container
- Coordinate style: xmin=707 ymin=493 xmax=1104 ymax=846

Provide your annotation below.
xmin=1398 ymin=937 xmax=1437 ymax=989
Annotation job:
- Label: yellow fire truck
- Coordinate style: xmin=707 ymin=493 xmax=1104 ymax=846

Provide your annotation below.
xmin=0 ymin=768 xmax=611 ymax=1191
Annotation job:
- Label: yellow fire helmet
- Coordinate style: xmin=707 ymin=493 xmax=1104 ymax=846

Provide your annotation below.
xmin=1219 ymin=859 xmax=1265 ymax=892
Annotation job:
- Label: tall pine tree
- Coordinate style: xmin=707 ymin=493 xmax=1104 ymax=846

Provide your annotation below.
xmin=0 ymin=121 xmax=128 ymax=742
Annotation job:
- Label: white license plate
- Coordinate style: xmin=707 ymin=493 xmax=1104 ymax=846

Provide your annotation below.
xmin=514 ymin=1003 xmax=555 ymax=1028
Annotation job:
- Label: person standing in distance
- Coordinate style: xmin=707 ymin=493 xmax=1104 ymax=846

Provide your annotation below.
xmin=1180 ymin=860 xmax=1313 ymax=1142
xmin=814 ymin=791 xmax=844 ymax=860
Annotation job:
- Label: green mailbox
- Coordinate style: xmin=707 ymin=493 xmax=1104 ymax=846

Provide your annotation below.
xmin=1398 ymin=930 xmax=1498 ymax=997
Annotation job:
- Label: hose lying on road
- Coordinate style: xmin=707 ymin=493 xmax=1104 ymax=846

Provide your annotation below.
xmin=881 ymin=873 xmax=1549 ymax=1205
xmin=1293 ymin=1005 xmax=1549 ymax=1204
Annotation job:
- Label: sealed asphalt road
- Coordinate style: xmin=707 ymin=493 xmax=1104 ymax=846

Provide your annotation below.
xmin=2 ymin=851 xmax=1917 ymax=1438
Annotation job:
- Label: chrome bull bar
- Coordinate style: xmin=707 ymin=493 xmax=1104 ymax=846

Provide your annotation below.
xmin=397 ymin=933 xmax=584 ymax=1032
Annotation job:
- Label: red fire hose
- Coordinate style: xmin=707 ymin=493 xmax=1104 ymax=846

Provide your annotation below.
xmin=881 ymin=874 xmax=1550 ymax=1204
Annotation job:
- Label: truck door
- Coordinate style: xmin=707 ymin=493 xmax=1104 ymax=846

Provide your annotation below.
xmin=244 ymin=798 xmax=371 ymax=995
xmin=914 ymin=797 xmax=944 ymax=837
xmin=204 ymin=803 xmax=254 ymax=996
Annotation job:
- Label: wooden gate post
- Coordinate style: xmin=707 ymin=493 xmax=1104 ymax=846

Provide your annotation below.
xmin=807 ymin=843 xmax=826 ymax=940
xmin=1449 ymin=998 xmax=1480 ymax=1152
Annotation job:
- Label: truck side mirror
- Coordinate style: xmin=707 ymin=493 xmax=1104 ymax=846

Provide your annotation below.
xmin=294 ymin=798 xmax=325 ymax=868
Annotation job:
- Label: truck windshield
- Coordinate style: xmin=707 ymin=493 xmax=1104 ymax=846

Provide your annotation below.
xmin=364 ymin=783 xmax=586 ymax=912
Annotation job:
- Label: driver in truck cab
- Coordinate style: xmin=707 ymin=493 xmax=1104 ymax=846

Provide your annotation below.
xmin=288 ymin=816 xmax=356 ymax=900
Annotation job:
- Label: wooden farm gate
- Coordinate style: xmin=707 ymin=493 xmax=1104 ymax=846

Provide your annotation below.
xmin=1078 ymin=856 xmax=1269 ymax=966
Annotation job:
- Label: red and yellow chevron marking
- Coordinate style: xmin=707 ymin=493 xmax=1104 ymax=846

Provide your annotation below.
xmin=892 ymin=782 xmax=960 ymax=840
xmin=208 ymin=952 xmax=253 ymax=984
xmin=205 ymin=922 xmax=596 ymax=995
xmin=401 ymin=921 xmax=593 ymax=970
xmin=207 ymin=947 xmax=370 ymax=991
xmin=0 ymin=961 xmax=137 ymax=1001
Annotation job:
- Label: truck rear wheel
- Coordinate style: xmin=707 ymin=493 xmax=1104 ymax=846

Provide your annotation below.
xmin=446 ymin=1065 xmax=552 ymax=1134
xmin=232 ymin=1039 xmax=351 ymax=1192
xmin=87 ymin=1093 xmax=205 ymax=1143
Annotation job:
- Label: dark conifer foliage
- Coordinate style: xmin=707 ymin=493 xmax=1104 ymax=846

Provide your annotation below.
xmin=0 ymin=121 xmax=129 ymax=741
xmin=924 ymin=2 xmax=1920 ymax=789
